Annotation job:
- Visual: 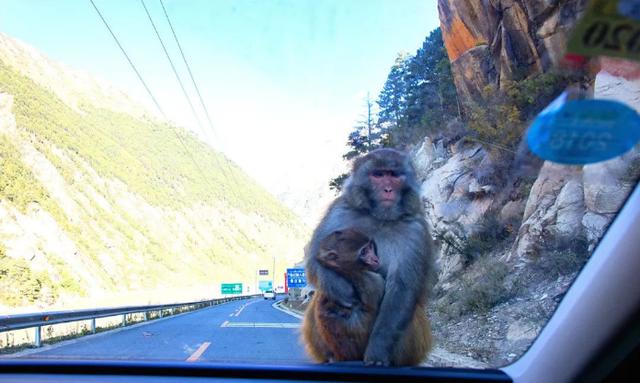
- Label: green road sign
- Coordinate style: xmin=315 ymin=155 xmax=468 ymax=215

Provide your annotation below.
xmin=221 ymin=283 xmax=243 ymax=295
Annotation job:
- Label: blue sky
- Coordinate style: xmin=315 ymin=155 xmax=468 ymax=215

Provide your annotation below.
xmin=0 ymin=0 xmax=440 ymax=196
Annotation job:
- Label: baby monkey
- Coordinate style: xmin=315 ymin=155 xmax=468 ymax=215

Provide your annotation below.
xmin=302 ymin=229 xmax=384 ymax=362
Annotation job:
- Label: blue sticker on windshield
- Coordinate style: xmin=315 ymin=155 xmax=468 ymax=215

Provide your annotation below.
xmin=527 ymin=94 xmax=640 ymax=164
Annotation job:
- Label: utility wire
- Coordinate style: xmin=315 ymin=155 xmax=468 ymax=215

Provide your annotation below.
xmin=157 ymin=0 xmax=245 ymax=195
xmin=89 ymin=0 xmax=165 ymax=118
xmin=159 ymin=0 xmax=219 ymax=143
xmin=90 ymin=0 xmax=220 ymax=197
xmin=140 ymin=0 xmax=205 ymax=135
xmin=464 ymin=136 xmax=517 ymax=154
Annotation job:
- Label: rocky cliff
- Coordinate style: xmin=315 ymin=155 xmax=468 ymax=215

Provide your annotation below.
xmin=418 ymin=71 xmax=640 ymax=367
xmin=438 ymin=0 xmax=587 ymax=104
xmin=422 ymin=0 xmax=640 ymax=367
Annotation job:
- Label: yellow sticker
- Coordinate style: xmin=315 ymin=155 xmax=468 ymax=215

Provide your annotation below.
xmin=567 ymin=0 xmax=640 ymax=61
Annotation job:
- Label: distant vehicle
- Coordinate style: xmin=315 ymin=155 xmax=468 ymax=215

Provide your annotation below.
xmin=263 ymin=290 xmax=276 ymax=300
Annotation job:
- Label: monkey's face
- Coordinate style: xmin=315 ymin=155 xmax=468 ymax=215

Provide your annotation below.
xmin=344 ymin=148 xmax=423 ymax=221
xmin=369 ymin=169 xmax=405 ymax=208
xmin=358 ymin=240 xmax=379 ymax=270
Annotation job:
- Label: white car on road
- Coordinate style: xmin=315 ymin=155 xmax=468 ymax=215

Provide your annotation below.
xmin=263 ymin=290 xmax=276 ymax=300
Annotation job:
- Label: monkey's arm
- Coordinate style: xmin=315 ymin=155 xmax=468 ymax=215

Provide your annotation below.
xmin=305 ymin=255 xmax=356 ymax=308
xmin=363 ymin=270 xmax=420 ymax=365
xmin=364 ymin=224 xmax=433 ymax=365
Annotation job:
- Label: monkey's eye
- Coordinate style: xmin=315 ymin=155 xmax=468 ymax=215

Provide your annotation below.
xmin=371 ymin=170 xmax=384 ymax=178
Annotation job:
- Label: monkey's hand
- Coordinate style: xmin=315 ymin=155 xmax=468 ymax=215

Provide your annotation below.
xmin=363 ymin=348 xmax=391 ymax=367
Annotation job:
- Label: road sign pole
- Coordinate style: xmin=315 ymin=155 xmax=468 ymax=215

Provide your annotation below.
xmin=284 ymin=272 xmax=288 ymax=294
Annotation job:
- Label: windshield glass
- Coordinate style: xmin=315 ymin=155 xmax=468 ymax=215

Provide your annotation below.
xmin=0 ymin=0 xmax=638 ymax=369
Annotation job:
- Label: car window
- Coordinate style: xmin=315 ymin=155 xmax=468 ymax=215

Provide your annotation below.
xmin=0 ymin=0 xmax=638 ymax=370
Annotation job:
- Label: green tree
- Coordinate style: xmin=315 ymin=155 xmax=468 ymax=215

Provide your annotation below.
xmin=344 ymin=93 xmax=383 ymax=160
xmin=377 ymin=28 xmax=459 ymax=146
xmin=465 ymin=71 xmax=576 ymax=155
xmin=377 ymin=52 xmax=411 ymax=146
xmin=330 ymin=27 xmax=459 ymax=191
xmin=329 ymin=94 xmax=381 ymax=193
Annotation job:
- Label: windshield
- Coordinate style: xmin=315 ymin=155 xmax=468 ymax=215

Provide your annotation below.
xmin=0 ymin=0 xmax=638 ymax=369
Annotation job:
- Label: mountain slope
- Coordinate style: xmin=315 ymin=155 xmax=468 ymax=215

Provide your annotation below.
xmin=0 ymin=34 xmax=307 ymax=310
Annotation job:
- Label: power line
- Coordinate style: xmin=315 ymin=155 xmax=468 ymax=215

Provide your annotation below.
xmin=463 ymin=136 xmax=517 ymax=154
xmin=89 ymin=0 xmax=165 ymax=119
xmin=89 ymin=0 xmax=222 ymax=198
xmin=158 ymin=0 xmax=219 ymax=143
xmin=156 ymin=0 xmax=245 ymax=195
xmin=140 ymin=0 xmax=205 ymax=136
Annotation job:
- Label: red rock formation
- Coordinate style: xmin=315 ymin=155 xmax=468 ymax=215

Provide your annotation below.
xmin=437 ymin=0 xmax=587 ymax=105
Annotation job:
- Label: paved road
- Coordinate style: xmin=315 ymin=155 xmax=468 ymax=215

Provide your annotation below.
xmin=23 ymin=298 xmax=310 ymax=364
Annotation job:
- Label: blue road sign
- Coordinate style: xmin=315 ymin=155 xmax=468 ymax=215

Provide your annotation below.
xmin=287 ymin=268 xmax=307 ymax=288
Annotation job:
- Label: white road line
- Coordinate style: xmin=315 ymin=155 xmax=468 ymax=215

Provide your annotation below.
xmin=234 ymin=299 xmax=260 ymax=317
xmin=186 ymin=342 xmax=211 ymax=362
xmin=272 ymin=301 xmax=304 ymax=319
xmin=220 ymin=322 xmax=300 ymax=328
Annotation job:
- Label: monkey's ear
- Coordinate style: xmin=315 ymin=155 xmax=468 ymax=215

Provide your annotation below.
xmin=403 ymin=189 xmax=423 ymax=215
xmin=318 ymin=250 xmax=338 ymax=262
xmin=344 ymin=178 xmax=372 ymax=210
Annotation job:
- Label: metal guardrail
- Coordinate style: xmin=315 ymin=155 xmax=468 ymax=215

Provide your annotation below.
xmin=0 ymin=295 xmax=257 ymax=348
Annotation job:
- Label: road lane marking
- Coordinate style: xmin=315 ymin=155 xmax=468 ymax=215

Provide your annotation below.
xmin=220 ymin=322 xmax=300 ymax=328
xmin=272 ymin=301 xmax=303 ymax=319
xmin=186 ymin=342 xmax=211 ymax=362
xmin=233 ymin=299 xmax=260 ymax=317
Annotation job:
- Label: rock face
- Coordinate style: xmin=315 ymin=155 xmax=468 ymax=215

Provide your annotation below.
xmin=510 ymin=73 xmax=640 ymax=259
xmin=425 ymin=0 xmax=640 ymax=368
xmin=417 ymin=140 xmax=500 ymax=282
xmin=438 ymin=0 xmax=587 ymax=104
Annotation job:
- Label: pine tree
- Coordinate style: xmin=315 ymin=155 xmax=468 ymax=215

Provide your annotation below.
xmin=375 ymin=29 xmax=458 ymax=146
xmin=329 ymin=94 xmax=381 ymax=193
xmin=329 ymin=27 xmax=459 ymax=190
xmin=343 ymin=93 xmax=381 ymax=160
xmin=377 ymin=52 xmax=411 ymax=146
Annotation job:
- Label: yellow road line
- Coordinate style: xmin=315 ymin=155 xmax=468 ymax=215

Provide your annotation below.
xmin=186 ymin=342 xmax=211 ymax=362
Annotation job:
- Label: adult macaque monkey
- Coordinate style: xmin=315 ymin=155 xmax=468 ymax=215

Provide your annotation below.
xmin=305 ymin=148 xmax=436 ymax=366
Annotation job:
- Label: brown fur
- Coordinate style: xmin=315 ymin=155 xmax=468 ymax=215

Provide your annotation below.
xmin=302 ymin=229 xmax=432 ymax=365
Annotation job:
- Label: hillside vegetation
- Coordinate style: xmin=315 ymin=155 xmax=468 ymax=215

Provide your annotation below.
xmin=0 ymin=47 xmax=306 ymax=309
